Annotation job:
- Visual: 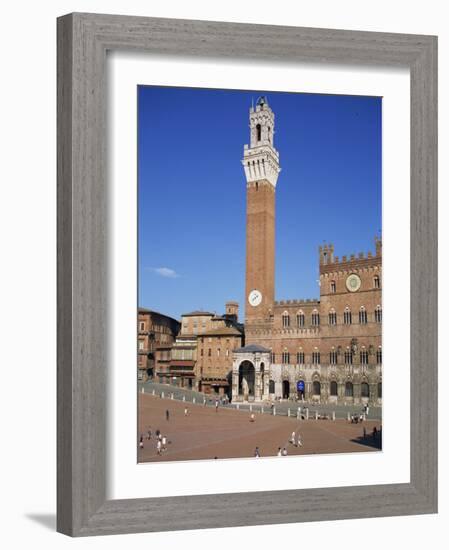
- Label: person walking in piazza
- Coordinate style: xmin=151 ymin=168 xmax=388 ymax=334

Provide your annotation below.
xmin=250 ymin=412 xmax=255 ymax=422
xmin=215 ymin=400 xmax=219 ymax=413
xmin=296 ymin=432 xmax=303 ymax=447
xmin=254 ymin=447 xmax=260 ymax=458
xmin=289 ymin=431 xmax=296 ymax=445
xmin=165 ymin=409 xmax=170 ymax=421
xmin=184 ymin=407 xmax=189 ymax=417
xmin=277 ymin=447 xmax=282 ymax=457
xmin=147 ymin=428 xmax=152 ymax=440
xmin=139 ymin=435 xmax=144 ymax=449
xmin=281 ymin=447 xmax=288 ymax=456
xmin=156 ymin=439 xmax=162 ymax=455
xmin=162 ymin=435 xmax=167 ymax=451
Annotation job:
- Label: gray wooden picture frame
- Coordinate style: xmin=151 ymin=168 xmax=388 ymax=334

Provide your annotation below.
xmin=57 ymin=12 xmax=438 ymax=537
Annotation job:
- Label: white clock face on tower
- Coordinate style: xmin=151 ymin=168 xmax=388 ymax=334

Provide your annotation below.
xmin=248 ymin=289 xmax=262 ymax=307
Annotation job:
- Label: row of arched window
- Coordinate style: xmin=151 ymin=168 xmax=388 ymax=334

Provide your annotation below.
xmin=281 ymin=305 xmax=382 ymax=328
xmin=273 ymin=380 xmax=382 ymax=398
xmin=276 ymin=347 xmax=382 ymax=366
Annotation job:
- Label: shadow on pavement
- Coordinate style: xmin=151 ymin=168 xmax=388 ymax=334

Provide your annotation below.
xmin=351 ymin=434 xmax=382 ymax=450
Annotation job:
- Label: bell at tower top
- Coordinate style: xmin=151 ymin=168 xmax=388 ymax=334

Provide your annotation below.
xmin=242 ymin=96 xmax=281 ymax=188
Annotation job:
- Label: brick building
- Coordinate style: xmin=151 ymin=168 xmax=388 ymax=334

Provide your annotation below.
xmin=137 ymin=308 xmax=180 ymax=381
xmin=232 ymin=96 xmax=382 ymax=405
xmin=154 ymin=305 xmax=243 ymax=390
xmin=196 ymin=323 xmax=243 ymax=396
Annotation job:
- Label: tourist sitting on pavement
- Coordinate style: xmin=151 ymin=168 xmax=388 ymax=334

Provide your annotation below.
xmin=254 ymin=447 xmax=260 ymax=458
xmin=277 ymin=447 xmax=282 ymax=457
xmin=281 ymin=447 xmax=288 ymax=456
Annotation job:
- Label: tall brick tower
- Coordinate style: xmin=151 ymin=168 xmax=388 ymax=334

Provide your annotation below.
xmin=242 ymin=97 xmax=281 ymax=328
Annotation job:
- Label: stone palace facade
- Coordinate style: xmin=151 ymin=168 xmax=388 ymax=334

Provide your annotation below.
xmin=231 ymin=97 xmax=382 ymax=405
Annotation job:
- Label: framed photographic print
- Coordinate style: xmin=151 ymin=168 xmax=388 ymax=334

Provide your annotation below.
xmin=57 ymin=13 xmax=437 ymax=536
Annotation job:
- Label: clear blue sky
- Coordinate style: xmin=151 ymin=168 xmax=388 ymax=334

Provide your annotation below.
xmin=138 ymin=86 xmax=381 ymax=321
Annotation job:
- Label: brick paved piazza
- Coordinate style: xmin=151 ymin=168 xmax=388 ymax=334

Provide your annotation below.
xmin=138 ymin=393 xmax=381 ymax=463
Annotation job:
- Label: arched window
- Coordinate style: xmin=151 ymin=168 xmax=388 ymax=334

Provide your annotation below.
xmin=282 ymin=312 xmax=290 ymax=328
xmin=376 ymin=347 xmax=382 ymax=364
xmin=345 ymin=381 xmax=354 ymax=397
xmin=359 ymin=306 xmax=367 ymax=324
xmin=269 ymin=380 xmax=275 ymax=394
xmin=361 ymin=382 xmax=370 ymax=398
xmin=267 ymin=127 xmax=271 ymax=143
xmin=328 ymin=308 xmax=337 ymax=325
xmin=313 ymin=381 xmax=321 ymax=396
xmin=256 ymin=123 xmax=261 ymax=141
xmin=378 ymin=382 xmax=382 ymax=398
xmin=330 ymin=280 xmax=336 ymax=293
xmin=296 ymin=351 xmax=305 ymax=365
xmin=344 ymin=307 xmax=352 ymax=325
xmin=373 ymin=275 xmax=380 ymax=289
xmin=344 ymin=349 xmax=353 ymax=365
xmin=270 ymin=350 xmax=275 ymax=363
xmin=311 ymin=309 xmax=320 ymax=326
xmin=375 ymin=305 xmax=382 ymax=323
xmin=330 ymin=381 xmax=338 ymax=396
xmin=312 ymin=350 xmax=320 ymax=364
xmin=329 ymin=349 xmax=338 ymax=364
xmin=282 ymin=350 xmax=290 ymax=364
xmin=297 ymin=311 xmax=305 ymax=327
xmin=360 ymin=349 xmax=369 ymax=365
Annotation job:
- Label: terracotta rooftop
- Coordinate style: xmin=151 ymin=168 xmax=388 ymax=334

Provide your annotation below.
xmin=181 ymin=310 xmax=215 ymax=317
xmin=200 ymin=326 xmax=243 ymax=337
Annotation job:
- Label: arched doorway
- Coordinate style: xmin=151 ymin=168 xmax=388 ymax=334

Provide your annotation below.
xmin=345 ymin=381 xmax=354 ymax=397
xmin=330 ymin=380 xmax=338 ymax=397
xmin=313 ymin=381 xmax=321 ymax=397
xmin=361 ymin=382 xmax=370 ymax=398
xmin=297 ymin=379 xmax=305 ymax=400
xmin=238 ymin=361 xmax=255 ymax=400
xmin=282 ymin=380 xmax=290 ymax=399
xmin=269 ymin=379 xmax=275 ymax=394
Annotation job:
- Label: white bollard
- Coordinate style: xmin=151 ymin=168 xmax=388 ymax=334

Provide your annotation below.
xmin=315 ymin=411 xmax=318 ymax=420
xmin=161 ymin=391 xmax=164 ymax=399
xmin=141 ymin=387 xmax=145 ymax=393
xmin=332 ymin=411 xmax=336 ymax=421
xmin=192 ymin=397 xmax=196 ymax=404
xmin=288 ymin=408 xmax=290 ymax=417
xmin=347 ymin=412 xmax=351 ymax=421
xmin=249 ymin=404 xmax=252 ymax=412
xmin=261 ymin=406 xmax=264 ymax=414
xmin=306 ymin=408 xmax=309 ymax=420
xmin=183 ymin=395 xmax=186 ymax=402
xmin=171 ymin=393 xmax=174 ymax=400
xmin=236 ymin=403 xmax=239 ymax=410
xmin=297 ymin=408 xmax=300 ymax=419
xmin=203 ymin=398 xmax=206 ymax=405
xmin=152 ymin=389 xmax=155 ymax=396
xmin=273 ymin=407 xmax=276 ymax=416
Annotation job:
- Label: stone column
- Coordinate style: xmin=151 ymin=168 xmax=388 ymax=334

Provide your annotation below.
xmin=232 ymin=369 xmax=239 ymax=401
xmin=255 ymin=365 xmax=261 ymax=401
xmin=370 ymin=382 xmax=377 ymax=405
